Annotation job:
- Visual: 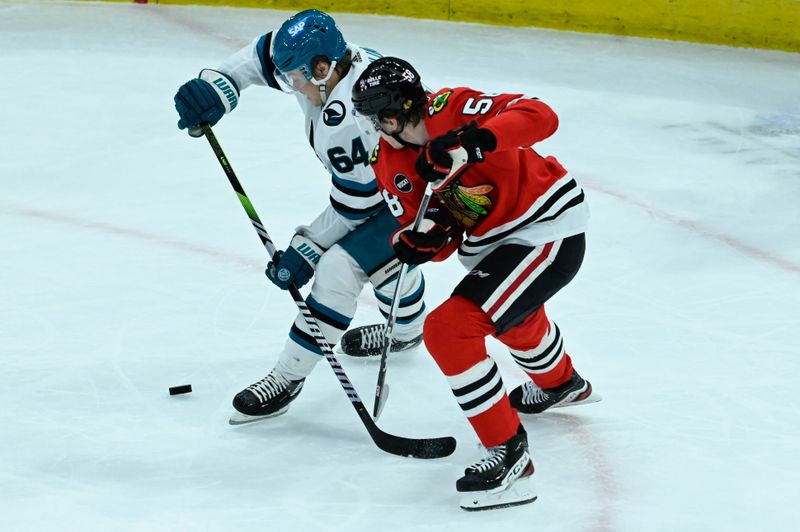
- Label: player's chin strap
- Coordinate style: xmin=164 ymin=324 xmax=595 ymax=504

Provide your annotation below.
xmin=391 ymin=132 xmax=420 ymax=147
xmin=315 ymin=62 xmax=337 ymax=105
xmin=387 ymin=115 xmax=421 ymax=148
xmin=390 ymin=94 xmax=429 ymax=147
xmin=372 ymin=150 xmax=470 ymax=420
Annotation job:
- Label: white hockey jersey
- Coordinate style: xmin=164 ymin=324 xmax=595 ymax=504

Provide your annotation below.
xmin=216 ymin=34 xmax=385 ymax=249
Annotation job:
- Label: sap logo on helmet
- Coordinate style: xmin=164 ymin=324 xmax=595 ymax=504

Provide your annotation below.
xmin=288 ymin=20 xmax=306 ymax=37
xmin=323 ymin=101 xmax=346 ymax=126
xmin=393 ymin=173 xmax=413 ymax=193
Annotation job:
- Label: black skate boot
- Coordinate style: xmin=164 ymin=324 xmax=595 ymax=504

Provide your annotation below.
xmin=509 ymin=370 xmax=599 ymax=414
xmin=457 ymin=425 xmax=537 ymax=511
xmin=339 ymin=324 xmax=422 ymax=357
xmin=229 ymin=369 xmax=305 ymax=425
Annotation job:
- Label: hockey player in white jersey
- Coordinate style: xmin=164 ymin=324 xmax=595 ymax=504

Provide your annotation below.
xmin=173 ymin=10 xmax=427 ymax=423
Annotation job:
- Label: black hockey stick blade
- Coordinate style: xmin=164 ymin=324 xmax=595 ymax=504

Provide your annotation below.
xmin=366 ymin=418 xmax=457 ymax=459
xmin=353 ymin=399 xmax=455 ymax=458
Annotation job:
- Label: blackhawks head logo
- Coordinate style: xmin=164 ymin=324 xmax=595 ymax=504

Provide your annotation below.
xmin=437 ymin=180 xmax=493 ymax=228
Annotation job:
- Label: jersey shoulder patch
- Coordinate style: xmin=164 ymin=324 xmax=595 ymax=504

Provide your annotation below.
xmin=369 ymin=143 xmax=381 ymax=166
xmin=428 ymin=90 xmax=454 ymax=117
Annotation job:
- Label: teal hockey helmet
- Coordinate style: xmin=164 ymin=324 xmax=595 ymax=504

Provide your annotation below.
xmin=272 ymin=10 xmax=347 ymax=81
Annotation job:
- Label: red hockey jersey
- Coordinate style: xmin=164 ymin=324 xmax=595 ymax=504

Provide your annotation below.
xmin=371 ymin=87 xmax=589 ymax=268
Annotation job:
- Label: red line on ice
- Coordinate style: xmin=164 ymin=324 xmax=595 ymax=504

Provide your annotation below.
xmin=585 ymin=181 xmax=800 ymax=276
xmin=0 ymin=204 xmax=261 ymax=270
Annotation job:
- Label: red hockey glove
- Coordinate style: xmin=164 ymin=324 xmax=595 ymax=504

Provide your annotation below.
xmin=415 ymin=121 xmax=497 ymax=190
xmin=393 ymin=206 xmax=461 ymax=265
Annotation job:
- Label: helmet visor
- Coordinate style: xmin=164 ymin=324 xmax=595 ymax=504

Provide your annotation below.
xmin=362 ymin=113 xmax=383 ymax=131
xmin=274 ymin=60 xmax=339 ymax=94
xmin=274 ymin=68 xmax=311 ymax=93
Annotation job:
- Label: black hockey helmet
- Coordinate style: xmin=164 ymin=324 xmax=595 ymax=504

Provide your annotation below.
xmin=352 ymin=57 xmax=426 ymax=124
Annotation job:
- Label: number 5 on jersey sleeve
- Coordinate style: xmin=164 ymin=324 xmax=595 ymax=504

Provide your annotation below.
xmin=462 ymin=97 xmax=493 ymax=115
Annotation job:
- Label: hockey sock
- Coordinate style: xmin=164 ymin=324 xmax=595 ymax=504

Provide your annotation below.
xmin=425 ymin=296 xmax=519 ymax=447
xmin=499 ymin=308 xmax=574 ymax=389
xmin=276 ymin=340 xmax=325 ymax=381
xmin=288 ymin=294 xmax=352 ymax=355
xmin=374 ymin=267 xmax=426 ymax=340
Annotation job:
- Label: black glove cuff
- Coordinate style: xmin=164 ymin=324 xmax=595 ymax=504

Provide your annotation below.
xmin=475 ymin=126 xmax=497 ymax=152
xmin=425 ymin=206 xmax=459 ymax=236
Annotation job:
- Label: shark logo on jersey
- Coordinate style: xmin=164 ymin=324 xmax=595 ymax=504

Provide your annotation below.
xmin=323 ymin=101 xmax=346 ymax=126
xmin=393 ymin=173 xmax=413 ymax=193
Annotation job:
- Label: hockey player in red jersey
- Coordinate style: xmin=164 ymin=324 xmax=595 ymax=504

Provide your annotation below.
xmin=352 ymin=57 xmax=600 ymax=511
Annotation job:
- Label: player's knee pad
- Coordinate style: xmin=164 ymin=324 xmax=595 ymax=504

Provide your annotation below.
xmin=424 ymin=296 xmax=496 ymax=374
xmin=495 ymin=306 xmax=550 ymax=349
xmin=309 ymin=245 xmax=368 ymax=313
xmin=316 ymin=244 xmax=360 ymax=278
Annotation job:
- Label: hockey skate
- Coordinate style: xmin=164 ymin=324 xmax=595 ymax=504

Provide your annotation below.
xmin=229 ymin=369 xmax=305 ymax=425
xmin=509 ymin=370 xmax=600 ymax=414
xmin=457 ymin=426 xmax=537 ymax=511
xmin=338 ymin=324 xmax=423 ymax=357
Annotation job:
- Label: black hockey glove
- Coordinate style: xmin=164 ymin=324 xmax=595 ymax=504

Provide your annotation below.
xmin=415 ymin=121 xmax=497 ymax=186
xmin=393 ymin=206 xmax=461 ymax=265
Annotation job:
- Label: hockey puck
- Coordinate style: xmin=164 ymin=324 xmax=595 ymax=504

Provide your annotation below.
xmin=169 ymin=384 xmax=192 ymax=396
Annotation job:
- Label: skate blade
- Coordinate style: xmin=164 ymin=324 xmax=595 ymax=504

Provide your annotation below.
xmin=334 ymin=346 xmax=386 ymax=358
xmin=338 ymin=347 xmax=420 ymax=360
xmin=554 ymin=392 xmax=603 ymax=410
xmin=228 ymin=406 xmax=289 ymax=426
xmin=459 ymin=475 xmax=537 ymax=512
xmin=336 ymin=337 xmax=423 ymax=359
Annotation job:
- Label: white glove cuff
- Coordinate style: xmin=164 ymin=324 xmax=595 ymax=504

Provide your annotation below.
xmin=199 ymin=69 xmax=240 ymax=114
xmin=289 ymin=234 xmax=325 ymax=270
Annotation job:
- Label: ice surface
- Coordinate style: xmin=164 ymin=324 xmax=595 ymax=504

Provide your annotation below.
xmin=1 ymin=1 xmax=799 ymax=531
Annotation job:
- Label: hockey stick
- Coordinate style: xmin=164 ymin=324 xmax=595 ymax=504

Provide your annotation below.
xmin=373 ymin=148 xmax=469 ymax=419
xmin=372 ymin=183 xmax=433 ymax=419
xmin=196 ymin=124 xmax=456 ymax=459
